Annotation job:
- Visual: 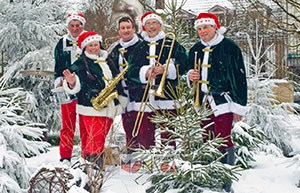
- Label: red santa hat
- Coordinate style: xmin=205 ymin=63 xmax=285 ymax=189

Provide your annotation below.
xmin=78 ymin=31 xmax=102 ymax=50
xmin=66 ymin=13 xmax=86 ymax=26
xmin=141 ymin=11 xmax=163 ymax=30
xmin=194 ymin=12 xmax=226 ymax=34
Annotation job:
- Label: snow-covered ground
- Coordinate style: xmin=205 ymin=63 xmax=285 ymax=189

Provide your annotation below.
xmin=26 ymin=145 xmax=300 ymax=193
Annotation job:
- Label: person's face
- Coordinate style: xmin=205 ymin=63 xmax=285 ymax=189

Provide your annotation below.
xmin=118 ymin=21 xmax=135 ymax=42
xmin=144 ymin=19 xmax=162 ymax=38
xmin=197 ymin=24 xmax=217 ymax=42
xmin=68 ymin=20 xmax=84 ymax=38
xmin=85 ymin=41 xmax=100 ymax=55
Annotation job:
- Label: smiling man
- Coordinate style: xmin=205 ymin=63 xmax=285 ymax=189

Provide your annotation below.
xmin=126 ymin=12 xmax=188 ymax=151
xmin=107 ymin=17 xmax=141 ymax=151
xmin=187 ymin=12 xmax=248 ymax=192
xmin=53 ymin=13 xmax=86 ymax=167
xmin=106 ymin=16 xmax=142 ymax=173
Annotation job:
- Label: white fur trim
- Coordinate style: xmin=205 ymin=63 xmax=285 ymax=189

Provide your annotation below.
xmin=115 ymin=104 xmax=123 ymax=116
xmin=230 ymin=102 xmax=249 ymax=116
xmin=142 ymin=13 xmax=163 ymax=26
xmin=66 ymin=14 xmax=86 ymax=26
xmin=76 ymin=102 xmax=122 ymax=118
xmin=165 ymin=58 xmax=176 ymax=80
xmin=141 ymin=31 xmax=165 ymax=42
xmin=120 ymin=34 xmax=139 ymax=48
xmin=63 ymin=75 xmax=81 ymax=95
xmin=54 ymin=77 xmax=63 ymax=88
xmin=140 ymin=65 xmax=151 ymax=84
xmin=126 ymin=99 xmax=176 ymax=112
xmin=76 ymin=48 xmax=82 ymax=55
xmin=99 ymin=49 xmax=108 ymax=59
xmin=81 ymin=35 xmax=103 ymax=50
xmin=200 ymin=33 xmax=224 ymax=47
xmin=208 ymin=95 xmax=248 ymax=117
xmin=64 ymin=33 xmax=77 ymax=42
xmin=194 ymin=18 xmax=216 ymax=30
xmin=118 ymin=95 xmax=128 ymax=108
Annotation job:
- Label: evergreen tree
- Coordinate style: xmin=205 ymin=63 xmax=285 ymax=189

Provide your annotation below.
xmin=141 ymin=81 xmax=241 ymax=193
xmin=0 ymin=0 xmax=114 ymax=135
xmin=238 ymin=23 xmax=298 ymax=156
xmin=0 ymin=77 xmax=49 ymax=192
xmin=0 ymin=0 xmax=67 ymax=132
xmin=232 ymin=122 xmax=267 ymax=169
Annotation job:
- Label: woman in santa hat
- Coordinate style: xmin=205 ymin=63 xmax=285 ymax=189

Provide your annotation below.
xmin=62 ymin=31 xmax=127 ymax=168
xmin=188 ymin=12 xmax=248 ymax=192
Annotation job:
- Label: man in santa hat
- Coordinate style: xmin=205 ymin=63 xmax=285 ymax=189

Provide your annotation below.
xmin=188 ymin=12 xmax=248 ymax=192
xmin=127 ymin=11 xmax=188 ymax=153
xmin=53 ymin=13 xmax=86 ymax=166
xmin=107 ymin=16 xmax=141 ymax=151
xmin=106 ymin=16 xmax=144 ymax=173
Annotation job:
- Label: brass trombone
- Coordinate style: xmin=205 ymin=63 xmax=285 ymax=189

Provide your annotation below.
xmin=131 ymin=32 xmax=176 ymax=137
xmin=153 ymin=32 xmax=176 ymax=98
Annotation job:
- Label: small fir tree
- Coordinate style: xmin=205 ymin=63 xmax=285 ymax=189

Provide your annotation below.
xmin=238 ymin=22 xmax=299 ymax=156
xmin=141 ymin=80 xmax=241 ymax=193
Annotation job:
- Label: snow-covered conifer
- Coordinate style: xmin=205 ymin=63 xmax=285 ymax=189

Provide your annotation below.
xmin=0 ymin=77 xmax=49 ymax=192
xmin=141 ymin=81 xmax=241 ymax=192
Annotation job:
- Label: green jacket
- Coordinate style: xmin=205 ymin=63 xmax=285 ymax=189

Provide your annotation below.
xmin=188 ymin=37 xmax=248 ymax=116
xmin=127 ymin=33 xmax=188 ymax=111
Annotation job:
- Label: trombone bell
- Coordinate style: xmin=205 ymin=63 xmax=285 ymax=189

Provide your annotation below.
xmin=153 ymin=83 xmax=166 ymax=98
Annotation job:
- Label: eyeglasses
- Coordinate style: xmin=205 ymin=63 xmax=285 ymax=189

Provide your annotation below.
xmin=69 ymin=24 xmax=82 ymax=28
xmin=145 ymin=21 xmax=160 ymax=27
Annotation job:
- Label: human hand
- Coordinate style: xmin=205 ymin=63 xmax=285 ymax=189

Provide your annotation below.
xmin=189 ymin=70 xmax=200 ymax=82
xmin=233 ymin=113 xmax=243 ymax=122
xmin=153 ymin=61 xmax=164 ymax=75
xmin=146 ymin=66 xmax=157 ymax=81
xmin=62 ymin=69 xmax=76 ymax=87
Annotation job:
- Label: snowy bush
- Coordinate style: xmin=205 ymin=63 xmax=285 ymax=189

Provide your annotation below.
xmin=232 ymin=121 xmax=267 ymax=169
xmin=0 ymin=78 xmax=50 ymax=192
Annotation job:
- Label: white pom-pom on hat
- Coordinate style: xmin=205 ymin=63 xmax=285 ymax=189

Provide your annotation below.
xmin=218 ymin=26 xmax=227 ymax=35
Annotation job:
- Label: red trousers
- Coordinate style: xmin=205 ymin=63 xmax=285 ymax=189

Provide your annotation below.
xmin=122 ymin=110 xmax=176 ymax=150
xmin=60 ymin=100 xmax=77 ymax=159
xmin=79 ymin=115 xmax=112 ymax=157
xmin=202 ymin=113 xmax=234 ymax=150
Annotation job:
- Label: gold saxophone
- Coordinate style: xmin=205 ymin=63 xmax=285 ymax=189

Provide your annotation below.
xmin=90 ymin=58 xmax=128 ymax=111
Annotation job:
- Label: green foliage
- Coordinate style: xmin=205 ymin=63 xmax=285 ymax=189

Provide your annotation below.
xmin=143 ymin=79 xmax=241 ymax=193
